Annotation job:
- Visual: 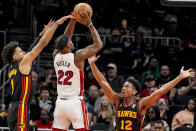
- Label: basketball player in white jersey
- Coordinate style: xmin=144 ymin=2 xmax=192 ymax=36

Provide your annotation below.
xmin=52 ymin=11 xmax=103 ymax=131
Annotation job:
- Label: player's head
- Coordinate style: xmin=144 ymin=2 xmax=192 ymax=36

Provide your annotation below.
xmin=121 ymin=77 xmax=141 ymax=98
xmin=1 ymin=41 xmax=25 ymax=64
xmin=55 ymin=34 xmax=74 ymax=52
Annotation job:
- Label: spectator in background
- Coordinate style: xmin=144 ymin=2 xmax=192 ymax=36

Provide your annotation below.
xmin=156 ymin=98 xmax=173 ymax=128
xmin=0 ymin=104 xmax=8 ymax=127
xmin=106 ymin=63 xmax=125 ymax=93
xmin=38 ymin=64 xmax=54 ymax=84
xmin=172 ymin=98 xmax=196 ymax=131
xmin=141 ymin=75 xmax=156 ymax=97
xmin=78 ymin=31 xmax=93 ymax=49
xmin=154 ymin=120 xmax=166 ymax=131
xmin=30 ymin=96 xmax=40 ymax=122
xmin=85 ymin=100 xmax=95 ymax=126
xmin=137 ymin=17 xmax=154 ymax=37
xmin=165 ymin=47 xmax=182 ymax=77
xmin=156 ymin=65 xmax=176 ymax=103
xmin=183 ymin=28 xmax=196 ymax=49
xmin=162 ymin=15 xmax=181 ymax=38
xmin=95 ymin=95 xmax=114 ymax=126
xmin=86 ymin=85 xmax=101 ymax=113
xmin=179 ymin=69 xmax=196 ymax=99
xmin=32 ymin=71 xmax=40 ymax=101
xmin=119 ymin=18 xmax=134 ymax=36
xmin=141 ymin=74 xmax=167 ymax=100
xmin=39 ymin=85 xmax=54 ymax=115
xmin=102 ymin=29 xmax=127 ymax=66
xmin=157 ymin=65 xmax=173 ymax=86
xmin=48 ymin=75 xmax=58 ymax=102
xmin=142 ymin=42 xmax=156 ymax=69
xmin=84 ymin=66 xmax=100 ymax=91
xmin=35 ymin=109 xmax=53 ymax=129
xmin=127 ymin=31 xmax=145 ymax=78
xmin=143 ymin=106 xmax=169 ymax=131
xmin=183 ymin=28 xmax=196 ymax=68
xmin=141 ymin=58 xmax=161 ymax=85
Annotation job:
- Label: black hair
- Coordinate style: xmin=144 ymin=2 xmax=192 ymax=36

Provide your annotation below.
xmin=154 ymin=120 xmax=164 ymax=127
xmin=55 ymin=34 xmax=69 ymax=51
xmin=1 ymin=41 xmax=19 ymax=64
xmin=146 ymin=106 xmax=161 ymax=123
xmin=185 ymin=97 xmax=196 ymax=111
xmin=125 ymin=77 xmax=141 ymax=95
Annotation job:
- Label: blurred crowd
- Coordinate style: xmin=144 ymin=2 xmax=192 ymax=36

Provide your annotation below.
xmin=0 ymin=0 xmax=196 ymax=131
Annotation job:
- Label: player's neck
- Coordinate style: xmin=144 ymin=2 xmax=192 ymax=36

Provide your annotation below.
xmin=123 ymin=96 xmax=135 ymax=107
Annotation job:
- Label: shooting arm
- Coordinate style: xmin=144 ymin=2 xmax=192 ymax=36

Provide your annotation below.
xmin=75 ymin=24 xmax=103 ymax=62
xmin=64 ymin=19 xmax=76 ymax=38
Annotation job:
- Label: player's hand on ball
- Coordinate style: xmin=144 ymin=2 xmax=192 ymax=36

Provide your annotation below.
xmin=78 ymin=11 xmax=92 ymax=26
xmin=56 ymin=15 xmax=75 ymax=25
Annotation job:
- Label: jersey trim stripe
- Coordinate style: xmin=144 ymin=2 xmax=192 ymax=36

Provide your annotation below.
xmin=81 ymin=100 xmax=90 ymax=130
xmin=79 ymin=70 xmax=84 ymax=96
xmin=18 ymin=76 xmax=31 ymax=131
xmin=18 ymin=75 xmax=25 ymax=131
xmin=11 ymin=79 xmax=14 ymax=95
xmin=136 ymin=101 xmax=144 ymax=131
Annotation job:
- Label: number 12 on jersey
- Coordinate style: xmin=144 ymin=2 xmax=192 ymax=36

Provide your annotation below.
xmin=121 ymin=120 xmax=133 ymax=130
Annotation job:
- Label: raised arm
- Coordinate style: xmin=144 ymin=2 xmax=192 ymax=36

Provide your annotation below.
xmin=139 ymin=67 xmax=195 ymax=115
xmin=64 ymin=18 xmax=76 ymax=38
xmin=20 ymin=15 xmax=73 ymax=75
xmin=88 ymin=55 xmax=120 ymax=105
xmin=27 ymin=20 xmax=54 ymax=52
xmin=75 ymin=11 xmax=103 ymax=63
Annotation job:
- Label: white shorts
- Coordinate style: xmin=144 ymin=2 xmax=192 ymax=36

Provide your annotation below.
xmin=52 ymin=98 xmax=90 ymax=130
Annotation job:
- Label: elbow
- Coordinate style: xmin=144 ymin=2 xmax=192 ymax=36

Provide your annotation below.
xmin=96 ymin=41 xmax=103 ymax=50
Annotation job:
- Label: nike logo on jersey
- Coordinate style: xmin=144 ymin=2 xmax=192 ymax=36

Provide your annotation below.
xmin=131 ymin=104 xmax=136 ymax=108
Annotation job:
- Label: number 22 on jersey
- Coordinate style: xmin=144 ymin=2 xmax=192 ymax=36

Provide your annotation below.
xmin=57 ymin=70 xmax=73 ymax=85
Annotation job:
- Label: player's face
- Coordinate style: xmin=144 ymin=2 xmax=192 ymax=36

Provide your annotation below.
xmin=13 ymin=47 xmax=25 ymax=61
xmin=67 ymin=40 xmax=75 ymax=51
xmin=121 ymin=82 xmax=136 ymax=98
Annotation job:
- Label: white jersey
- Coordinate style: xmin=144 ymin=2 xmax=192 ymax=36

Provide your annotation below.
xmin=54 ymin=52 xmax=84 ymax=98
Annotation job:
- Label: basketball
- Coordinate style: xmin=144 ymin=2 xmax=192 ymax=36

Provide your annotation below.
xmin=73 ymin=3 xmax=93 ymax=25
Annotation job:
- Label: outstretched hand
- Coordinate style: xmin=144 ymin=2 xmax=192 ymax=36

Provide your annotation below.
xmin=180 ymin=66 xmax=195 ymax=79
xmin=88 ymin=55 xmax=100 ymax=65
xmin=56 ymin=15 xmax=75 ymax=25
xmin=40 ymin=19 xmax=55 ymax=36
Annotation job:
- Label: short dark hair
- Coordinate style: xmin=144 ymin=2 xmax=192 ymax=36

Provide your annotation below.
xmin=125 ymin=77 xmax=141 ymax=95
xmin=1 ymin=41 xmax=19 ymax=64
xmin=154 ymin=120 xmax=164 ymax=126
xmin=55 ymin=34 xmax=69 ymax=51
xmin=40 ymin=85 xmax=50 ymax=94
